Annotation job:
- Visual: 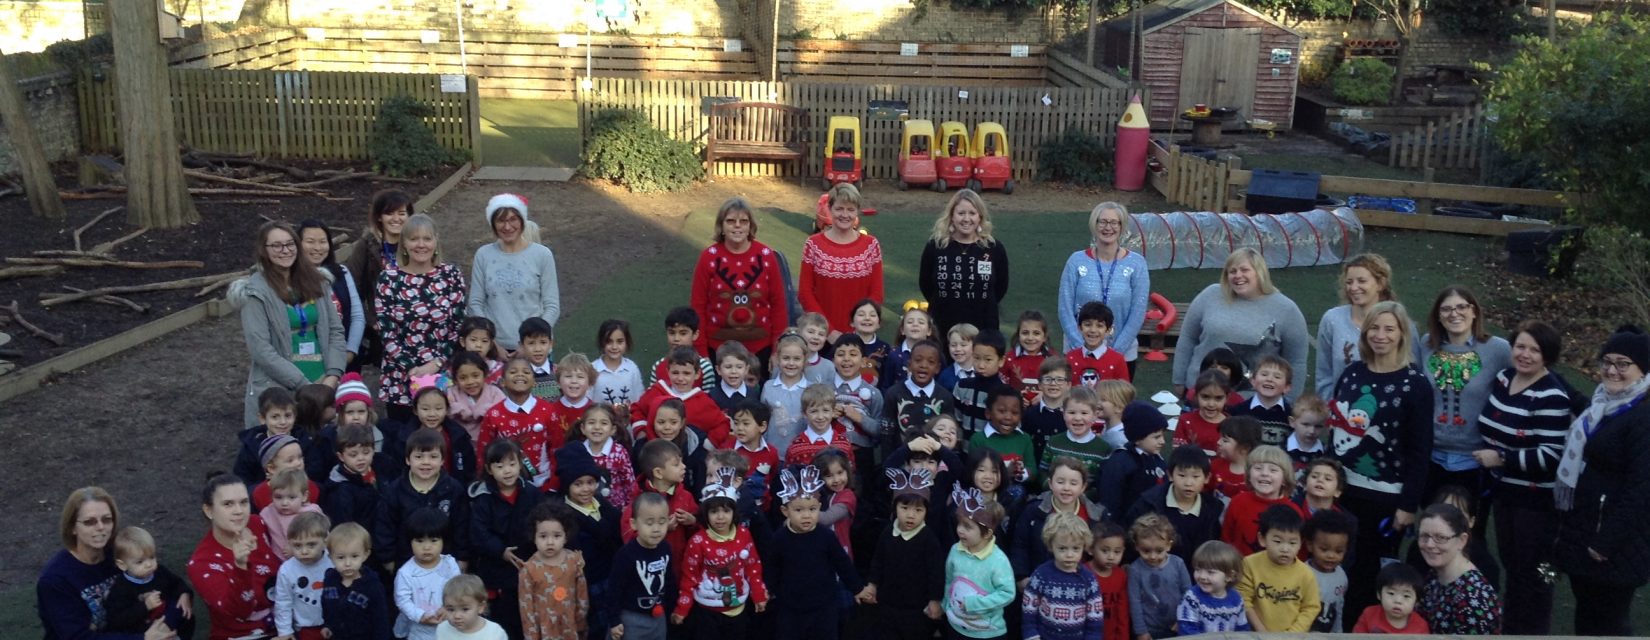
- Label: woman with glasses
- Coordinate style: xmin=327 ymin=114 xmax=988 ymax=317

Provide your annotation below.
xmin=231 ymin=221 xmax=347 ymax=427
xmin=40 ymin=487 xmax=178 ymax=640
xmin=1415 ymin=503 xmax=1502 ymax=634
xmin=1327 ymin=300 xmax=1433 ymax=625
xmin=919 ymin=189 xmax=1009 ymax=340
xmin=1554 ymin=325 xmax=1650 ymax=636
xmin=1057 ymin=202 xmax=1149 ymax=376
xmin=375 ymin=213 xmax=468 ymax=423
xmin=1415 ymin=286 xmax=1509 ymax=531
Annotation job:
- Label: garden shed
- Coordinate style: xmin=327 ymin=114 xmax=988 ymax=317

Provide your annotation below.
xmin=1103 ymin=0 xmax=1302 ymax=130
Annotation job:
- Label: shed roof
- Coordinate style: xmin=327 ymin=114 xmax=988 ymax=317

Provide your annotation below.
xmin=1103 ymin=0 xmax=1302 ymax=37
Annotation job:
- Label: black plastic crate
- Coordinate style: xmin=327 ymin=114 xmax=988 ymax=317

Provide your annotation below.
xmin=1246 ymin=169 xmax=1321 ymax=215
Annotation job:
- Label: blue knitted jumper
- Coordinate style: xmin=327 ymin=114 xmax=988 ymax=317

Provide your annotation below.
xmin=1020 ymin=561 xmax=1104 ymax=640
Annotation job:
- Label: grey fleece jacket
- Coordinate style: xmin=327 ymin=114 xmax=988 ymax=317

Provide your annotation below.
xmin=230 ymin=267 xmax=347 ymax=427
xmin=1171 ymin=284 xmax=1309 ymax=399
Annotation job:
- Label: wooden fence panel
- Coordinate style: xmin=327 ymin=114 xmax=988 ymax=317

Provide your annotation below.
xmin=82 ymin=68 xmax=478 ymax=161
xmin=1389 ymin=103 xmax=1486 ymax=170
xmin=579 ymin=78 xmax=1129 ymax=182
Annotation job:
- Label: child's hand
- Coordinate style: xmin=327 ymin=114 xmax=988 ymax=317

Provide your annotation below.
xmin=840 ymin=403 xmax=865 ymax=423
xmin=420 ymin=612 xmax=443 ymax=624
xmin=609 ymin=625 xmax=624 ymax=640
xmin=670 ymin=613 xmax=685 ymax=624
xmin=176 ymin=593 xmax=193 ymax=618
xmin=755 ymin=600 xmax=767 ymax=613
xmin=910 ymin=436 xmax=940 ymax=455
xmin=672 ymin=509 xmax=696 ymax=527
xmin=924 ymin=601 xmax=942 ymax=620
xmin=322 ymin=630 xmax=333 ymax=640
xmin=1137 ymin=634 xmax=1153 ymax=640
xmin=143 ymin=619 xmax=176 ymax=640
xmin=504 ymin=547 xmax=526 ymax=569
xmin=142 ymin=590 xmax=163 ymax=609
xmin=854 ymin=585 xmax=877 ymax=604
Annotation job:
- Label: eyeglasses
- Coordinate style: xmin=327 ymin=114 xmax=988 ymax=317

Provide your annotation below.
xmin=265 ymin=241 xmax=298 ymax=253
xmin=1094 ymin=220 xmax=1123 ymax=228
xmin=1439 ymin=303 xmax=1474 ymax=317
xmin=1417 ymin=532 xmax=1463 ymax=545
xmin=1600 ymin=358 xmax=1638 ymax=373
xmin=1040 ymin=376 xmax=1070 ymax=384
xmin=78 ymin=515 xmax=115 ymax=528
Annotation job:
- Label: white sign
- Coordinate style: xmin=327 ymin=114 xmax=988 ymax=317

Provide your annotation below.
xmin=724 ymin=39 xmax=743 ymax=53
xmin=302 ymin=27 xmax=326 ymax=41
xmin=558 ymin=34 xmax=580 ymax=48
xmin=1041 ymin=93 xmax=1053 ymax=106
xmin=1010 ymin=45 xmax=1029 ymax=58
xmin=420 ymin=30 xmax=441 ymax=44
xmin=900 ymin=42 xmax=919 ymax=56
xmin=958 ymin=90 xmax=969 ymax=100
xmin=440 ymin=74 xmax=467 ymax=93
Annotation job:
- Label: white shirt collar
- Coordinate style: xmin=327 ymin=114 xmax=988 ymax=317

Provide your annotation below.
xmin=1067 ymin=430 xmax=1097 ymax=444
xmin=1084 ymin=344 xmax=1110 ymax=359
xmin=1287 ymin=433 xmax=1324 ymax=453
xmin=585 ymin=438 xmax=614 ymax=456
xmin=806 ymin=353 xmax=824 ymax=365
xmin=736 ymin=439 xmax=770 ymax=453
xmin=803 ymin=427 xmax=834 ymax=444
xmin=952 ymin=363 xmax=974 ymax=377
xmin=559 ymin=395 xmax=590 ymax=409
xmin=720 ymin=382 xmax=749 ymax=397
xmin=767 ymin=377 xmax=806 ymax=392
xmin=905 ymin=378 xmax=937 ymax=396
xmin=531 ymin=361 xmax=554 ymax=376
xmin=983 ymin=424 xmax=1019 ymax=438
xmin=899 ymin=340 xmax=916 ymax=353
xmin=503 ymin=395 xmax=539 ymax=413
xmin=594 ymin=358 xmax=628 ymax=374
xmin=1249 ymin=394 xmax=1283 ymax=410
xmin=833 ymin=374 xmax=863 ymax=392
xmin=1167 ymin=489 xmax=1204 ymax=516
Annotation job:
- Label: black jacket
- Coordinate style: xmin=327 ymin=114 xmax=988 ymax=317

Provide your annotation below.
xmin=374 ymin=472 xmax=471 ymax=567
xmin=321 ymin=566 xmax=392 ymax=640
xmin=467 ymin=478 xmax=545 ymax=591
xmin=1124 ymin=483 xmax=1223 ymax=563
xmin=554 ymin=494 xmax=623 ymax=587
xmin=1010 ymin=491 xmax=1107 ymax=579
xmin=322 ymin=464 xmax=383 ymax=530
xmin=382 ymin=418 xmax=478 ymax=486
xmin=1556 ymin=396 xmax=1650 ymax=586
xmin=632 ymin=426 xmax=712 ymax=496
xmin=308 ymin=423 xmax=395 ymax=484
xmin=104 ymin=565 xmax=193 ymax=634
xmin=1097 ymin=446 xmax=1166 ymax=520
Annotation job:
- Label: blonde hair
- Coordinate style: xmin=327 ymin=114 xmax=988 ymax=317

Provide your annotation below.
xmin=113 ymin=526 xmax=155 ymax=561
xmin=1358 ymin=301 xmax=1416 ymax=368
xmin=948 ymin=322 xmax=980 ymax=343
xmin=796 ymin=312 xmax=830 ymax=334
xmin=1093 ymin=379 xmax=1136 ymax=409
xmin=394 ymin=214 xmax=441 ymax=266
xmin=1065 ymin=385 xmax=1100 ymax=411
xmin=557 ymin=352 xmax=599 ymax=385
xmin=1292 ymin=392 xmax=1328 ymax=420
xmin=1192 ymin=540 xmax=1243 ymax=576
xmin=1129 ymin=513 xmax=1176 ymax=545
xmin=287 ymin=511 xmax=332 ymax=542
xmin=1041 ymin=512 xmax=1095 ymax=549
xmin=1247 ymin=445 xmax=1298 ymax=497
xmin=1339 ymin=253 xmax=1396 ymax=304
xmin=59 ymin=486 xmax=118 ymax=551
xmin=1219 ymin=248 xmax=1277 ymax=301
xmin=1089 ymin=202 xmax=1132 ymax=245
xmin=443 ymin=574 xmax=489 ymax=608
xmin=929 ymin=189 xmax=995 ymax=248
xmin=269 ymin=468 xmax=310 ymax=499
xmin=826 ymin=183 xmax=863 ymax=210
xmin=328 ymin=522 xmax=371 ymax=554
xmin=801 ymin=384 xmax=836 ymax=412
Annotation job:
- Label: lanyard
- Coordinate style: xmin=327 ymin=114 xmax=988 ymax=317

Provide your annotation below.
xmin=292 ymin=301 xmax=312 ymax=338
xmin=1093 ymin=246 xmax=1122 ymax=306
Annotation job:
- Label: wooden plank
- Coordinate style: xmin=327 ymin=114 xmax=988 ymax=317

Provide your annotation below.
xmin=1354 ymin=209 xmax=1549 ymax=236
xmin=0 ymin=300 xmax=232 ymax=404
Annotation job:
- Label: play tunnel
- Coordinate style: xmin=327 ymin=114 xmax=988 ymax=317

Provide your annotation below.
xmin=1122 ymin=207 xmax=1364 ymax=270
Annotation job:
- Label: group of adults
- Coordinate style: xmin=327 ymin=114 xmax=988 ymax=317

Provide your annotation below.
xmin=40 ymin=182 xmax=1650 ymax=638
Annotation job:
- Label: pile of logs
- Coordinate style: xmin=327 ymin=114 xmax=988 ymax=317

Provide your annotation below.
xmin=55 ymin=150 xmax=415 ymax=201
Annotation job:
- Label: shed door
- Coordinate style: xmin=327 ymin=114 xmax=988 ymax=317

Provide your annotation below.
xmin=1179 ymin=27 xmax=1260 ymax=130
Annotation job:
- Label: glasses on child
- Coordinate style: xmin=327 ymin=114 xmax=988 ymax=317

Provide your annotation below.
xmin=1040 ymin=376 xmax=1070 ymax=384
xmin=78 ymin=515 xmax=115 ymax=528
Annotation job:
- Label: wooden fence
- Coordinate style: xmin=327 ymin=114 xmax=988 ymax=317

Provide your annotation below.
xmin=1046 ymin=49 xmax=1131 ymax=91
xmin=80 ymin=68 xmax=480 ymax=161
xmin=1149 ymin=139 xmax=1581 ymax=236
xmin=578 ymin=77 xmax=1130 ymax=181
xmin=1388 ymin=103 xmax=1488 ymax=169
xmin=775 ymin=40 xmax=1048 ymax=87
xmin=170 ymin=28 xmax=307 ymax=70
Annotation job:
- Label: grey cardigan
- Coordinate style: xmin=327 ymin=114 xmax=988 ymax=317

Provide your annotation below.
xmin=230 ymin=267 xmax=347 ymax=426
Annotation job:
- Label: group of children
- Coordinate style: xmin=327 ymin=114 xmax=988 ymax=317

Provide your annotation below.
xmin=138 ymin=297 xmax=1462 ymax=640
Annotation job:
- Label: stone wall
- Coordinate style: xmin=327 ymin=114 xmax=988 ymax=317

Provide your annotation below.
xmin=0 ymin=73 xmax=80 ymax=175
xmin=1291 ymin=18 xmax=1506 ymax=77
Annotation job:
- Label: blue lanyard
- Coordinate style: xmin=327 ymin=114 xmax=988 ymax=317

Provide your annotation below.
xmin=1093 ymin=246 xmax=1121 ymax=306
xmin=292 ymin=301 xmax=312 ymax=337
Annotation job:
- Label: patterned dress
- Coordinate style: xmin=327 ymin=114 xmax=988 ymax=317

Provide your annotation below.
xmin=376 ymin=263 xmax=467 ymax=407
xmin=519 ymin=549 xmax=588 ymax=640
xmin=799 ymin=231 xmax=884 ymax=334
xmin=1418 ymin=568 xmax=1501 ymax=635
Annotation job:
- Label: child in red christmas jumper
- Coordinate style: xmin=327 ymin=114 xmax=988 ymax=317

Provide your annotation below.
xmin=671 ymin=466 xmax=769 ymax=639
xmin=650 ymin=307 xmax=719 ymax=392
xmin=543 ymin=353 xmax=598 ymax=448
xmin=730 ymin=400 xmax=780 ymax=484
xmin=554 ymin=403 xmax=636 ymax=510
xmin=1211 ymin=416 xmax=1264 ymax=500
xmin=1065 ymin=302 xmax=1131 ymax=388
xmin=633 ymin=346 xmax=732 ymax=447
xmin=1003 ymin=310 xmax=1056 ymax=405
xmin=1087 ymin=521 xmax=1131 ymax=640
xmin=1175 ymin=370 xmax=1232 ymax=458
xmin=1221 ymin=445 xmax=1306 ymax=555
xmin=786 ymin=384 xmax=854 ymax=468
xmin=479 ymin=357 xmax=558 ymax=487
xmin=622 ymin=439 xmax=699 ymax=580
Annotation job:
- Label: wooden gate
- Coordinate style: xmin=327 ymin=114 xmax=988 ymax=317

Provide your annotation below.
xmin=1179 ymin=28 xmax=1258 ymax=128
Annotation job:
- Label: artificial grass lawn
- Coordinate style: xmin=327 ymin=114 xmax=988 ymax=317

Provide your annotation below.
xmin=478 ymin=99 xmax=581 ymax=168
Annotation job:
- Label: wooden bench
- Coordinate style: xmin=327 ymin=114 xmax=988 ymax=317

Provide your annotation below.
xmin=706 ymin=102 xmax=810 ymax=184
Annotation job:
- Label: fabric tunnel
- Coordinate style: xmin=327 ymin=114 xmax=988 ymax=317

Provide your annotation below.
xmin=1121 ymin=207 xmax=1365 ymax=269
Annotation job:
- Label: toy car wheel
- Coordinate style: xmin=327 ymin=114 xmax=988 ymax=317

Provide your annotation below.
xmin=967 ymin=179 xmax=982 ymax=192
xmin=820 ymin=178 xmax=832 ymax=192
xmin=1003 ymin=179 xmax=1015 ymax=195
xmin=931 ymin=180 xmax=945 ymax=193
xmin=897 ymin=180 xmax=909 ymax=191
xmin=854 ymin=178 xmax=864 ymax=189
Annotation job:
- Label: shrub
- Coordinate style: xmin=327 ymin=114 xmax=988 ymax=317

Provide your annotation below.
xmin=580 ymin=109 xmax=703 ymax=193
xmin=369 ymin=95 xmax=459 ymax=177
xmin=1330 ymin=58 xmax=1394 ymax=105
xmin=1036 ymin=127 xmax=1111 ymax=187
xmin=1575 ymin=226 xmax=1650 ymax=328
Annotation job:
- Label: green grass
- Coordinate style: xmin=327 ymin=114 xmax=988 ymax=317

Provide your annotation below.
xmin=479 ymin=99 xmax=581 ymax=168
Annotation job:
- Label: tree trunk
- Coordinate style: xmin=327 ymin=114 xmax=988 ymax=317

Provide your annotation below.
xmin=1390 ymin=35 xmax=1411 ymax=105
xmin=1086 ymin=0 xmax=1098 ymax=66
xmin=110 ymin=0 xmax=199 ymax=228
xmin=0 ymin=48 xmax=66 ymax=219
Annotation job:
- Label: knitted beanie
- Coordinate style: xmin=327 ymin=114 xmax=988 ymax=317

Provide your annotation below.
xmin=555 ymin=454 xmax=604 ymax=490
xmin=1600 ymin=325 xmax=1650 ymax=372
xmin=1122 ymin=400 xmax=1169 ymax=444
xmin=485 ymin=193 xmax=530 ymax=226
xmin=335 ymin=373 xmax=373 ymax=409
xmin=259 ymin=434 xmax=299 ymax=467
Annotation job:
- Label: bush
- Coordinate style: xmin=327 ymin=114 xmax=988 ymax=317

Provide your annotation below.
xmin=1330 ymin=58 xmax=1394 ymax=105
xmin=580 ymin=109 xmax=703 ymax=193
xmin=1575 ymin=226 xmax=1650 ymax=328
xmin=1036 ymin=127 xmax=1111 ymax=187
xmin=369 ymin=95 xmax=459 ymax=177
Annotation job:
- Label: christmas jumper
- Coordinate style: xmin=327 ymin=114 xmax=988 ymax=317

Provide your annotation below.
xmin=825 ymin=373 xmax=884 ymax=449
xmin=1057 ymin=246 xmax=1151 ymax=358
xmin=867 ymin=522 xmax=947 ymax=612
xmin=393 ymin=554 xmax=462 ymax=640
xmin=603 ymin=540 xmax=672 ymax=628
xmin=691 ymin=240 xmax=789 ymax=356
xmin=622 ymin=480 xmax=698 ymax=578
xmin=273 ymin=555 xmax=332 ymax=636
xmin=519 ymin=549 xmax=588 ymax=640
xmin=769 ymin=523 xmax=863 ymax=613
xmin=1039 ymin=430 xmax=1112 ymax=484
xmin=1231 ymin=395 xmax=1293 ymax=447
xmin=630 ymin=381 xmax=732 ymax=448
xmin=542 ymin=395 xmax=592 ymax=452
xmin=555 ymin=437 xmax=636 ymax=510
xmin=1123 ymin=482 xmax=1224 ymax=562
xmin=1177 ymin=587 xmax=1251 ymax=634
xmin=1209 ymin=456 xmax=1246 ymax=499
xmin=1418 ymin=569 xmax=1501 ymax=635
xmin=1352 ymin=605 xmax=1430 ymax=634
xmin=1003 ymin=346 xmax=1053 ymax=405
xmin=466 ymin=242 xmax=559 ymax=351
xmin=1310 ymin=561 xmax=1348 ymax=632
xmin=734 ymin=440 xmax=780 ymax=482
xmin=593 ymin=356 xmax=645 ymax=407
xmin=858 ymin=335 xmax=892 ymax=386
xmin=446 ymin=383 xmax=505 ymax=445
xmin=673 ymin=525 xmax=768 ymax=618
xmin=374 ymin=472 xmax=471 ymax=566
xmin=35 ymin=550 xmax=130 ymax=640
xmin=321 ymin=567 xmax=392 ymax=640
xmin=383 ymin=419 xmax=478 ymax=486
xmin=918 ymin=237 xmax=1010 ymax=340
xmin=1092 ymin=565 xmax=1131 ymax=640
xmin=799 ymin=231 xmax=885 ymax=335
xmin=969 ymin=427 xmax=1038 ymax=485
xmin=1173 ymin=411 xmax=1225 ymax=457
xmin=260 ymin=501 xmax=324 ymax=560
xmin=1236 ymin=551 xmax=1321 ymax=632
xmin=1021 ymin=400 xmax=1065 ymax=466
xmin=1327 ymin=362 xmax=1435 ymax=512
xmin=952 ymin=374 xmax=997 ymax=439
xmin=530 ymin=361 xmax=559 ymax=400
xmin=188 ymin=516 xmax=283 ymax=640
xmin=1417 ymin=335 xmax=1512 ymax=463
xmin=1065 ymin=345 xmax=1130 ymax=388
xmin=1020 ymin=561 xmax=1104 ymax=640
xmin=786 ymin=425 xmax=853 ymax=469
xmin=944 ymin=539 xmax=1017 ymax=639
xmin=882 ymin=380 xmax=957 ymax=451
xmin=1221 ymin=490 xmax=1306 ymax=556
xmin=322 ymin=464 xmax=383 ymax=529
xmin=478 ymin=395 xmax=558 ymax=486
xmin=1096 ymin=446 xmax=1166 ymax=521
xmin=1477 ymin=368 xmax=1571 ymax=508
xmin=375 ymin=263 xmax=467 ymax=407
xmin=649 ymin=355 xmax=718 ymax=393
xmin=1127 ymin=555 xmax=1191 ymax=636
xmin=105 ymin=564 xmax=193 ymax=636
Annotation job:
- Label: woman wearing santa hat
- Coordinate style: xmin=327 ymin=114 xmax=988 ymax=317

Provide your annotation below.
xmin=468 ymin=192 xmax=562 ymax=352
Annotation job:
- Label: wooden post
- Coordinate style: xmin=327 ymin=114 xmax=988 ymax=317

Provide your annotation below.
xmin=0 ymin=49 xmax=65 ymax=219
xmin=1420 ymin=166 xmax=1436 ymax=215
xmin=1227 ymin=156 xmax=1243 ymax=212
xmin=1545 ymin=0 xmax=1556 ymax=41
xmin=1086 ymin=0 xmax=1099 ymax=66
xmin=110 ymin=0 xmax=199 ymax=228
xmin=466 ymin=74 xmax=482 ymax=165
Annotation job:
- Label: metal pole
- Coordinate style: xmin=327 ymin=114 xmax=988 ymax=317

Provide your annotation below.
xmin=456 ymin=0 xmax=468 ymax=73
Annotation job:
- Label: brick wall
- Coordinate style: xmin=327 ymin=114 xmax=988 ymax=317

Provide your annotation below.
xmin=0 ymin=73 xmax=80 ymax=175
xmin=1291 ymin=18 xmax=1505 ymax=77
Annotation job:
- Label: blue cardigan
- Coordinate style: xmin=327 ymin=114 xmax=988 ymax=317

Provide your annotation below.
xmin=1057 ymin=247 xmax=1151 ymax=359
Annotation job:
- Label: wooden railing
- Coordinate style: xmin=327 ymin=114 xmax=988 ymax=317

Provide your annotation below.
xmin=578 ymin=77 xmax=1131 ymax=181
xmin=1388 ymin=103 xmax=1488 ymax=169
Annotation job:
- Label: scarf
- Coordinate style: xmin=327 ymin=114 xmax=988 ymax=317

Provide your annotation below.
xmin=1554 ymin=374 xmax=1650 ymax=510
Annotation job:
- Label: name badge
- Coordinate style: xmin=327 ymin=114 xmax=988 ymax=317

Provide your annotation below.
xmin=977 ymin=260 xmax=993 ymax=277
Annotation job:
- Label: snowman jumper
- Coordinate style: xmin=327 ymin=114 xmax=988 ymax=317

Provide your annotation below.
xmin=1326 ymin=362 xmax=1434 ymax=511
